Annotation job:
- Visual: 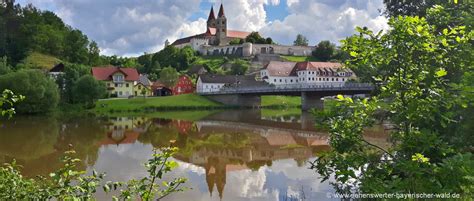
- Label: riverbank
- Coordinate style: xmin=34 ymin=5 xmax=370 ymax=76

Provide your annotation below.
xmin=93 ymin=94 xmax=302 ymax=115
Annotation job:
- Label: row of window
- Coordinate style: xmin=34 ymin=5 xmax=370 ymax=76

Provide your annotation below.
xmin=108 ymin=83 xmax=131 ymax=88
xmin=298 ymin=71 xmax=350 ymax=77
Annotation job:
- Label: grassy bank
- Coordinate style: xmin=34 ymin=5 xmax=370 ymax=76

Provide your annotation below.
xmin=94 ymin=94 xmax=222 ymax=113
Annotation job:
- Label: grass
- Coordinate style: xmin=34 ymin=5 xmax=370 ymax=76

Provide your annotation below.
xmin=261 ymin=95 xmax=301 ymax=107
xmin=21 ymin=52 xmax=62 ymax=70
xmin=93 ymin=94 xmax=222 ymax=113
xmin=193 ymin=55 xmax=227 ymax=71
xmin=281 ymin=55 xmax=319 ymax=62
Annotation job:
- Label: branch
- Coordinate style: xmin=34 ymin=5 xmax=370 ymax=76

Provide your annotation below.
xmin=361 ymin=138 xmax=394 ymax=159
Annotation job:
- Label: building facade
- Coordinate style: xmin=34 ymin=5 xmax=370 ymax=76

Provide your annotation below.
xmin=91 ymin=67 xmax=140 ymax=98
xmin=171 ymin=75 xmax=195 ymax=95
xmin=260 ymin=61 xmax=355 ymax=86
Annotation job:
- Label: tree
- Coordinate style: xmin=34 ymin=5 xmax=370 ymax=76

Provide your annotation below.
xmin=0 ymin=89 xmax=24 ymax=118
xmin=0 ymin=69 xmax=59 ymax=114
xmin=311 ymin=5 xmax=473 ymax=197
xmin=245 ymin=32 xmax=272 ymax=44
xmin=229 ymin=38 xmax=243 ymax=45
xmin=383 ymin=0 xmax=443 ymax=17
xmin=87 ymin=41 xmax=101 ymax=66
xmin=228 ymin=59 xmax=249 ymax=75
xmin=0 ymin=56 xmax=12 ymax=75
xmin=72 ymin=75 xmax=106 ymax=108
xmin=312 ymin=40 xmax=336 ymax=61
xmin=159 ymin=67 xmax=179 ymax=87
xmin=293 ymin=34 xmax=308 ymax=46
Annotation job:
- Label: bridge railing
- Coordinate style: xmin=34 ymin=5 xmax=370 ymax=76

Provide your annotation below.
xmin=198 ymin=82 xmax=374 ymax=95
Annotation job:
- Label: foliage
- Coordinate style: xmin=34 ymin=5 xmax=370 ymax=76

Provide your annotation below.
xmin=0 ymin=69 xmax=59 ymax=114
xmin=311 ymin=6 xmax=474 ymax=197
xmin=0 ymin=1 xmax=101 ymax=66
xmin=15 ymin=52 xmax=62 ymax=70
xmin=72 ymin=75 xmax=107 ymax=108
xmin=229 ymin=38 xmax=244 ymax=45
xmin=245 ymin=32 xmax=273 ymax=44
xmin=293 ymin=34 xmax=309 ymax=46
xmin=227 ymin=59 xmax=249 ymax=75
xmin=0 ymin=56 xmax=12 ymax=75
xmin=55 ymin=63 xmax=91 ymax=104
xmin=383 ymin=0 xmax=444 ymax=17
xmin=152 ymin=46 xmax=197 ymax=72
xmin=0 ymin=89 xmax=24 ymax=118
xmin=312 ymin=40 xmax=335 ymax=61
xmin=159 ymin=67 xmax=179 ymax=87
xmin=0 ymin=147 xmax=187 ymax=200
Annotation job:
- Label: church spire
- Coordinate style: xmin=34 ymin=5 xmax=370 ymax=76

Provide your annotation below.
xmin=218 ymin=3 xmax=225 ymax=18
xmin=207 ymin=6 xmax=215 ymax=21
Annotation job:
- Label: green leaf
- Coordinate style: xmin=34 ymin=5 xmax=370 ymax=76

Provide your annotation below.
xmin=455 ymin=36 xmax=461 ymax=42
xmin=337 ymin=95 xmax=344 ymax=100
xmin=416 ymin=25 xmax=423 ymax=33
xmin=454 ymin=0 xmax=458 ymax=4
xmin=442 ymin=28 xmax=449 ymax=35
xmin=436 ymin=69 xmax=448 ymax=77
xmin=349 ymin=51 xmax=358 ymax=57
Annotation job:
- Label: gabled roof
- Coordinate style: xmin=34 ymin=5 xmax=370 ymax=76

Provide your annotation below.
xmin=91 ymin=66 xmax=139 ymax=81
xmin=227 ymin=30 xmax=251 ymax=39
xmin=263 ymin=61 xmax=298 ymax=77
xmin=295 ymin=62 xmax=343 ymax=71
xmin=137 ymin=74 xmax=152 ymax=86
xmin=198 ymin=74 xmax=260 ymax=85
xmin=49 ymin=63 xmax=64 ymax=72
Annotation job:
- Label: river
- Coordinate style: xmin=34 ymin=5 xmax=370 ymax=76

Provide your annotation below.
xmin=0 ymin=109 xmax=389 ymax=201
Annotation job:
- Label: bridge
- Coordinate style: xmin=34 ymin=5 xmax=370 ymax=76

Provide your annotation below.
xmin=198 ymin=83 xmax=374 ymax=110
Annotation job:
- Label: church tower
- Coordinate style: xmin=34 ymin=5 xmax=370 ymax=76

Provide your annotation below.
xmin=216 ymin=3 xmax=227 ymax=45
xmin=206 ymin=6 xmax=216 ymax=29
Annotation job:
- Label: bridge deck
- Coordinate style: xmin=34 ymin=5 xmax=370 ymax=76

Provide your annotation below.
xmin=198 ymin=83 xmax=374 ymax=95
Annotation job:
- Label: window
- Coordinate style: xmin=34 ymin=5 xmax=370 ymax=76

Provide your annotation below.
xmin=274 ymin=79 xmax=277 ymax=82
xmin=138 ymin=85 xmax=141 ymax=90
xmin=336 ymin=78 xmax=339 ymax=81
xmin=319 ymin=78 xmax=321 ymax=81
xmin=126 ymin=83 xmax=129 ymax=87
xmin=332 ymin=78 xmax=334 ymax=81
xmin=115 ymin=83 xmax=118 ymax=87
xmin=279 ymin=79 xmax=282 ymax=82
xmin=119 ymin=91 xmax=123 ymax=96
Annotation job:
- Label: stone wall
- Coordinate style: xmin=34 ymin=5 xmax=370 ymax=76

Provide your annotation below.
xmin=199 ymin=43 xmax=315 ymax=57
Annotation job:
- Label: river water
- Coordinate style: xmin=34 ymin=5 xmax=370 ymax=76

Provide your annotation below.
xmin=0 ymin=109 xmax=389 ymax=201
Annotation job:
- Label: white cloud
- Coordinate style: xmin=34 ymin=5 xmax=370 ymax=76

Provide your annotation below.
xmin=261 ymin=0 xmax=388 ymax=46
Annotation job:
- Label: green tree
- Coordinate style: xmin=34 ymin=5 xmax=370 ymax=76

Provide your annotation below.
xmin=311 ymin=6 xmax=473 ymax=196
xmin=312 ymin=40 xmax=336 ymax=61
xmin=0 ymin=69 xmax=59 ymax=114
xmin=293 ymin=34 xmax=308 ymax=46
xmin=63 ymin=29 xmax=89 ymax=64
xmin=159 ymin=67 xmax=179 ymax=87
xmin=72 ymin=75 xmax=106 ymax=108
xmin=87 ymin=41 xmax=101 ymax=66
xmin=0 ymin=89 xmax=24 ymax=118
xmin=245 ymin=32 xmax=271 ymax=44
xmin=228 ymin=59 xmax=249 ymax=75
xmin=383 ymin=0 xmax=443 ymax=17
xmin=0 ymin=56 xmax=12 ymax=75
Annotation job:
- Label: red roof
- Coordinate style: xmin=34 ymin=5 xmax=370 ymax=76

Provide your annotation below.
xmin=91 ymin=66 xmax=139 ymax=81
xmin=171 ymin=28 xmax=250 ymax=46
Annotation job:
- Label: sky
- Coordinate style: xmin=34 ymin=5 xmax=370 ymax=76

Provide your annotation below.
xmin=16 ymin=0 xmax=389 ymax=57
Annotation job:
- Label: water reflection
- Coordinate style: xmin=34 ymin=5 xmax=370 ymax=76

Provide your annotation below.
xmin=0 ymin=110 xmax=389 ymax=200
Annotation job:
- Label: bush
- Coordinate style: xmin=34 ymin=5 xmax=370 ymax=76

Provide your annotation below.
xmin=0 ymin=70 xmax=59 ymax=114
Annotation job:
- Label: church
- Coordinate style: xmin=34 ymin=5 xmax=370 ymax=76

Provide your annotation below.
xmin=171 ymin=4 xmax=251 ymax=48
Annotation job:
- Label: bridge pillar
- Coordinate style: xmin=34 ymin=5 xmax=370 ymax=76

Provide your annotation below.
xmin=301 ymin=92 xmax=324 ymax=111
xmin=301 ymin=111 xmax=315 ymax=130
xmin=206 ymin=94 xmax=261 ymax=108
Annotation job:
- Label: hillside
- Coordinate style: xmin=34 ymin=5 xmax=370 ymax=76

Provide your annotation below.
xmin=20 ymin=52 xmax=62 ymax=70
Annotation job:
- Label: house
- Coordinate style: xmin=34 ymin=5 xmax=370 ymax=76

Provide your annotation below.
xmin=187 ymin=65 xmax=208 ymax=76
xmin=48 ymin=63 xmax=65 ymax=79
xmin=196 ymin=74 xmax=263 ymax=93
xmin=134 ymin=74 xmax=153 ymax=97
xmin=260 ymin=61 xmax=355 ymax=86
xmin=151 ymin=81 xmax=172 ymax=96
xmin=171 ymin=75 xmax=195 ymax=95
xmin=91 ymin=66 xmax=139 ymax=98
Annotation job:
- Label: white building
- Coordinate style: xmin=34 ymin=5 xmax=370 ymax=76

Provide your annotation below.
xmin=260 ymin=61 xmax=355 ymax=86
xmin=196 ymin=74 xmax=261 ymax=93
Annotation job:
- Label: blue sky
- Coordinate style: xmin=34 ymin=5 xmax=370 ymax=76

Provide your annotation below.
xmin=16 ymin=0 xmax=388 ymax=56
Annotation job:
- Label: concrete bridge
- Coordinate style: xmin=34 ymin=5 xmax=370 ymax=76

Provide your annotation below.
xmin=198 ymin=83 xmax=374 ymax=110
